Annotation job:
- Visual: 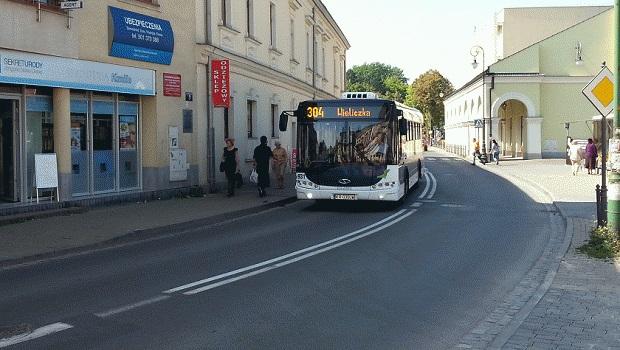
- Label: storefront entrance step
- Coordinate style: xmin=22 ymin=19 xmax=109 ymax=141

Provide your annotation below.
xmin=0 ymin=207 xmax=87 ymax=227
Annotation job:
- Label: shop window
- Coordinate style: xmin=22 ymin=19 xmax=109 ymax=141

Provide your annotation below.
xmin=119 ymin=102 xmax=139 ymax=190
xmin=247 ymin=100 xmax=256 ymax=138
xmin=269 ymin=3 xmax=277 ymax=47
xmin=271 ymin=104 xmax=279 ymax=138
xmin=71 ymin=99 xmax=89 ymax=195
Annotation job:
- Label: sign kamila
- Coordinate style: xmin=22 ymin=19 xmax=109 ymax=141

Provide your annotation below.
xmin=211 ymin=60 xmax=230 ymax=108
xmin=108 ymin=6 xmax=174 ymax=65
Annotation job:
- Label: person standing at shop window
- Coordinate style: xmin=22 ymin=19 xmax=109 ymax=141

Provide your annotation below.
xmin=272 ymin=141 xmax=288 ymax=189
xmin=222 ymin=138 xmax=239 ymax=197
xmin=253 ymin=136 xmax=273 ymax=197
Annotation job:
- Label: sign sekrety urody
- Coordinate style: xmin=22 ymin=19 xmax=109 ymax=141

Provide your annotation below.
xmin=0 ymin=49 xmax=155 ymax=96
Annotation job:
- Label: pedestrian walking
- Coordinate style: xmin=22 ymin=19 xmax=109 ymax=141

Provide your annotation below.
xmin=471 ymin=138 xmax=481 ymax=165
xmin=253 ymin=136 xmax=273 ymax=197
xmin=491 ymin=139 xmax=500 ymax=165
xmin=585 ymin=138 xmax=598 ymax=175
xmin=272 ymin=141 xmax=288 ymax=189
xmin=222 ymin=138 xmax=239 ymax=197
xmin=568 ymin=140 xmax=584 ymax=175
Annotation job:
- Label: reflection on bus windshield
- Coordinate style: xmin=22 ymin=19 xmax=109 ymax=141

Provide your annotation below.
xmin=299 ymin=120 xmax=392 ymax=168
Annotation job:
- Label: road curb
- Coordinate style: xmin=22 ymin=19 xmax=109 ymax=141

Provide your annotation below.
xmin=0 ymin=196 xmax=297 ymax=271
xmin=0 ymin=207 xmax=89 ymax=227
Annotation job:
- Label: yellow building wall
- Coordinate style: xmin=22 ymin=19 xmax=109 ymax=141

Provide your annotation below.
xmin=540 ymin=84 xmax=601 ymax=155
xmin=539 ymin=9 xmax=614 ymax=76
xmin=491 ymin=46 xmax=540 ymax=73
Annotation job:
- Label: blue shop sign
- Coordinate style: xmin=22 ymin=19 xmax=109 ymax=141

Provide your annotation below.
xmin=109 ymin=6 xmax=174 ymax=65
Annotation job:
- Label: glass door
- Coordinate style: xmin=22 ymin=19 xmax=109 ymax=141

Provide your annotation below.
xmin=71 ymin=99 xmax=90 ymax=195
xmin=92 ymin=100 xmax=115 ymax=193
xmin=0 ymin=97 xmax=20 ymax=202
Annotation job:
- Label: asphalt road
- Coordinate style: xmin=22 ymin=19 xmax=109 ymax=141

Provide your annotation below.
xmin=0 ymin=151 xmax=552 ymax=349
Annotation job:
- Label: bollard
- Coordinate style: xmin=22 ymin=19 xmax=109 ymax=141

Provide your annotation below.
xmin=596 ymin=185 xmax=602 ymax=227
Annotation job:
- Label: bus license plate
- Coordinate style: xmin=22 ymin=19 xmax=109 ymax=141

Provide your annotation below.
xmin=334 ymin=194 xmax=356 ymax=200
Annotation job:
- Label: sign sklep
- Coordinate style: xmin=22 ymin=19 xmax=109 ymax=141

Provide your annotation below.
xmin=211 ymin=60 xmax=230 ymax=108
xmin=582 ymin=66 xmax=614 ymax=117
xmin=108 ymin=6 xmax=174 ymax=65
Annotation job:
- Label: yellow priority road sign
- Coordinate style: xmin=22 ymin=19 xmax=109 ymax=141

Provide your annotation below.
xmin=582 ymin=66 xmax=614 ymax=116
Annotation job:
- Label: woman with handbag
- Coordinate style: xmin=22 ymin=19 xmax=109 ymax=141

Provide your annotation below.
xmin=222 ymin=138 xmax=239 ymax=197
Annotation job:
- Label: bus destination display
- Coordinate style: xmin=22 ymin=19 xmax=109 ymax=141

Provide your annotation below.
xmin=304 ymin=104 xmax=384 ymax=119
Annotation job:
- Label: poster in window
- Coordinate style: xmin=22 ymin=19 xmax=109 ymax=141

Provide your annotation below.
xmin=71 ymin=127 xmax=81 ymax=150
xmin=119 ymin=115 xmax=137 ymax=149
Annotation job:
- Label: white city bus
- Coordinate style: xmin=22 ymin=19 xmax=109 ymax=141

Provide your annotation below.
xmin=279 ymin=93 xmax=424 ymax=202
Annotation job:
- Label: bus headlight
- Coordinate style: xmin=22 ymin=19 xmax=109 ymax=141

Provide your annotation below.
xmin=306 ymin=193 xmax=314 ymax=199
xmin=379 ymin=194 xmax=385 ymax=200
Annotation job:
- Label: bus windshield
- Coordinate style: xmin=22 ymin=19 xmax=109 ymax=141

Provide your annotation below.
xmin=298 ymin=118 xmax=394 ymax=186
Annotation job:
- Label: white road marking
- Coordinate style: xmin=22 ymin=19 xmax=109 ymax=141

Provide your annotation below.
xmin=183 ymin=210 xmax=416 ymax=295
xmin=0 ymin=323 xmax=73 ymax=348
xmin=164 ymin=209 xmax=409 ymax=294
xmin=427 ymin=171 xmax=438 ymax=199
xmin=419 ymin=199 xmax=437 ymax=203
xmin=94 ymin=295 xmax=170 ymax=318
xmin=426 ymin=157 xmax=436 ymax=161
xmin=440 ymin=204 xmax=466 ymax=208
xmin=418 ymin=172 xmax=431 ymax=199
xmin=410 ymin=202 xmax=423 ymax=208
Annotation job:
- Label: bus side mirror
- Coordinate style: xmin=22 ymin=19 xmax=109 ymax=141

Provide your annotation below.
xmin=399 ymin=119 xmax=408 ymax=135
xmin=279 ymin=112 xmax=288 ymax=132
xmin=396 ymin=109 xmax=403 ymax=116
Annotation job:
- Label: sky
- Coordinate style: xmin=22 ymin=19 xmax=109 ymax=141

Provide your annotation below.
xmin=321 ymin=0 xmax=613 ymax=89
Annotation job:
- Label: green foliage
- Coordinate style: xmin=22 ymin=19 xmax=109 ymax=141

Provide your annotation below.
xmin=578 ymin=226 xmax=620 ymax=259
xmin=406 ymin=70 xmax=454 ymax=131
xmin=346 ymin=62 xmax=408 ymax=103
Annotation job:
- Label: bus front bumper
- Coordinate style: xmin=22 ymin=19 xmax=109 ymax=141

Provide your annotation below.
xmin=296 ymin=187 xmax=400 ymax=201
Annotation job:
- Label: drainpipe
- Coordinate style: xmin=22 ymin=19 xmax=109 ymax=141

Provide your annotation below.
xmin=312 ymin=7 xmax=317 ymax=99
xmin=488 ymin=74 xmax=495 ymax=150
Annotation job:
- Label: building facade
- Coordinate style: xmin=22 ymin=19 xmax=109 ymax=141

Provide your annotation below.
xmin=0 ymin=0 xmax=197 ymax=206
xmin=0 ymin=0 xmax=348 ymax=208
xmin=444 ymin=6 xmax=613 ymax=160
xmin=194 ymin=0 xmax=350 ymax=186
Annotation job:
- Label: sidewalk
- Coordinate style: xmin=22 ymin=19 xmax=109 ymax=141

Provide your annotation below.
xmin=0 ymin=180 xmax=296 ymax=266
xmin=432 ymin=148 xmax=620 ymax=349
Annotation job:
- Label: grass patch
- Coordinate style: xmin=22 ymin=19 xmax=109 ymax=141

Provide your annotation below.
xmin=577 ymin=226 xmax=620 ymax=259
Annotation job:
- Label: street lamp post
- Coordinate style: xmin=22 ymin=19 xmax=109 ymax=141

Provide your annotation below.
xmin=471 ymin=45 xmax=488 ymax=164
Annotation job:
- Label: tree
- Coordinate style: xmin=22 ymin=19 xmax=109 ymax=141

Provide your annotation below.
xmin=406 ymin=70 xmax=454 ymax=131
xmin=346 ymin=62 xmax=408 ymax=103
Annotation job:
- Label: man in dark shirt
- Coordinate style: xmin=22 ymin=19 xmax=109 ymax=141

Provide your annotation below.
xmin=253 ymin=136 xmax=273 ymax=197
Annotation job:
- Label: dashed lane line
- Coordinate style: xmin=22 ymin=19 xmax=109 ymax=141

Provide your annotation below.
xmin=94 ymin=295 xmax=171 ymax=318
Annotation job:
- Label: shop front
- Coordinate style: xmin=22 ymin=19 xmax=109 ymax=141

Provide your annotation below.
xmin=0 ymin=48 xmax=155 ymax=203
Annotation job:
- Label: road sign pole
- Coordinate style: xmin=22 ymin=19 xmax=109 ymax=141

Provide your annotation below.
xmin=610 ymin=0 xmax=620 ymax=232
